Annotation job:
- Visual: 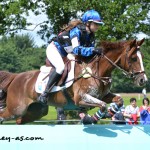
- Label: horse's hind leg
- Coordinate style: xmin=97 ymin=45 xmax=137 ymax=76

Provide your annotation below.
xmin=16 ymin=102 xmax=49 ymax=124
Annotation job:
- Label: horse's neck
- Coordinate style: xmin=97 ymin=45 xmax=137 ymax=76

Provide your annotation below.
xmin=74 ymin=50 xmax=122 ymax=78
xmin=99 ymin=49 xmax=122 ymax=77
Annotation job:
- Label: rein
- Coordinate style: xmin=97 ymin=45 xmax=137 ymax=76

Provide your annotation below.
xmin=79 ymin=55 xmax=112 ymax=84
xmin=80 ymin=45 xmax=145 ymax=83
xmin=61 ymin=44 xmax=145 ymax=86
xmin=103 ymin=54 xmax=130 ymax=77
xmin=103 ymin=47 xmax=145 ymax=79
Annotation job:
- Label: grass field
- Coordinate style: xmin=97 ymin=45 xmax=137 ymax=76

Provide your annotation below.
xmin=3 ymin=93 xmax=150 ymax=124
xmin=41 ymin=93 xmax=150 ymax=121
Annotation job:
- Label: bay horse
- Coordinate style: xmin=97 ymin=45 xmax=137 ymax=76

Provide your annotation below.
xmin=0 ymin=39 xmax=147 ymax=124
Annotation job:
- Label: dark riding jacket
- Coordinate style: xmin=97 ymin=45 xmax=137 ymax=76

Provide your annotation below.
xmin=53 ymin=24 xmax=95 ymax=57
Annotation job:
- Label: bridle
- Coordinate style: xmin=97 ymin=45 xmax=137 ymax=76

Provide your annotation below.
xmin=102 ymin=45 xmax=145 ymax=79
xmin=65 ymin=43 xmax=145 ymax=85
xmin=80 ymin=44 xmax=145 ymax=84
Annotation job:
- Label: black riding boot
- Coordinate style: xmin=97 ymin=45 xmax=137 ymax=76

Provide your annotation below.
xmin=37 ymin=69 xmax=61 ymax=104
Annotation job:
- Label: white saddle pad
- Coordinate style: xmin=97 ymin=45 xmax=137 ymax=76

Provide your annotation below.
xmin=35 ymin=54 xmax=75 ymax=93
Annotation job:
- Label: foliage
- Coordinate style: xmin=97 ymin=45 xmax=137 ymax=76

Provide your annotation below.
xmin=0 ymin=0 xmax=149 ymax=41
xmin=0 ymin=34 xmax=45 ymax=72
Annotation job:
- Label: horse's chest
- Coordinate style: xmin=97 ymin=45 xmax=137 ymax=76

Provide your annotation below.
xmin=82 ymin=83 xmax=111 ymax=99
xmin=86 ymin=86 xmax=100 ymax=98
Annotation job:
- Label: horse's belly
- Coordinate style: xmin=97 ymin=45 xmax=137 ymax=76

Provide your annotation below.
xmin=47 ymin=92 xmax=68 ymax=107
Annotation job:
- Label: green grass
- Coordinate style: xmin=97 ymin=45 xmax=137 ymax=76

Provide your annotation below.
xmin=42 ymin=94 xmax=145 ymax=120
xmin=2 ymin=93 xmax=149 ymax=124
xmin=34 ymin=95 xmax=143 ymax=124
xmin=39 ymin=93 xmax=148 ymax=125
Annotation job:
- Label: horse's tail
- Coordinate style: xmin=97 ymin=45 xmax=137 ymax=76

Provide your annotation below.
xmin=0 ymin=71 xmax=17 ymax=91
xmin=0 ymin=71 xmax=17 ymax=110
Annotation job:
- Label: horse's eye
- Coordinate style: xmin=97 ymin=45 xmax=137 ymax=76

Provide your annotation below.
xmin=131 ymin=57 xmax=137 ymax=62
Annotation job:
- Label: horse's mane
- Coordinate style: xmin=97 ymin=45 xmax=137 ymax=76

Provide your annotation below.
xmin=75 ymin=41 xmax=128 ymax=63
xmin=99 ymin=41 xmax=127 ymax=53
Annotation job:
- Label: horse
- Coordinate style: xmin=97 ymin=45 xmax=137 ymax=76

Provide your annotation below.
xmin=0 ymin=38 xmax=147 ymax=124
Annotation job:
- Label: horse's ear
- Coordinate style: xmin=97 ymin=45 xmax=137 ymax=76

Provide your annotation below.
xmin=137 ymin=38 xmax=145 ymax=46
xmin=128 ymin=39 xmax=136 ymax=56
xmin=129 ymin=39 xmax=136 ymax=49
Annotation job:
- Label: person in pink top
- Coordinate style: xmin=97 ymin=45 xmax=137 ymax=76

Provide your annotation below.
xmin=139 ymin=98 xmax=150 ymax=125
xmin=124 ymin=98 xmax=140 ymax=125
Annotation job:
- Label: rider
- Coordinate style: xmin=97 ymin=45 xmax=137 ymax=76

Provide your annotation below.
xmin=38 ymin=9 xmax=104 ymax=104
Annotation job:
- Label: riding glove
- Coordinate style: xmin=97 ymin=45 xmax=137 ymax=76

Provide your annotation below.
xmin=93 ymin=48 xmax=102 ymax=55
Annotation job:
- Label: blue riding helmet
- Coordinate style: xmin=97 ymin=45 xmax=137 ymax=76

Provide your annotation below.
xmin=82 ymin=9 xmax=104 ymax=25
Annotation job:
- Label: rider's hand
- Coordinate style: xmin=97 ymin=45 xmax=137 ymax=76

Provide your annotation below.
xmin=93 ymin=48 xmax=102 ymax=55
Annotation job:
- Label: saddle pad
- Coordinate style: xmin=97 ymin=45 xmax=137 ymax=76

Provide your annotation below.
xmin=35 ymin=54 xmax=75 ymax=93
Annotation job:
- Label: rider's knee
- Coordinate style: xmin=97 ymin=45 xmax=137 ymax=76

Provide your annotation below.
xmin=56 ymin=64 xmax=65 ymax=74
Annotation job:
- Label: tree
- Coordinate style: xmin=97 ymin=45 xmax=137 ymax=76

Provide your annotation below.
xmin=0 ymin=40 xmax=21 ymax=72
xmin=140 ymin=39 xmax=150 ymax=91
xmin=0 ymin=0 xmax=149 ymax=41
xmin=0 ymin=35 xmax=45 ymax=72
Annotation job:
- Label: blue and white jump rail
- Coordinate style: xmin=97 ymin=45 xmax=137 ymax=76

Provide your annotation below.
xmin=0 ymin=121 xmax=150 ymax=150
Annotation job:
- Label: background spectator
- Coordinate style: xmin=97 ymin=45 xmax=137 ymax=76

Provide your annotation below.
xmin=139 ymin=98 xmax=150 ymax=125
xmin=124 ymin=98 xmax=140 ymax=125
xmin=108 ymin=103 xmax=126 ymax=124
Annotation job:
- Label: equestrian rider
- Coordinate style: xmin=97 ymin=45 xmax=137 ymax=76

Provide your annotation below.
xmin=38 ymin=9 xmax=104 ymax=104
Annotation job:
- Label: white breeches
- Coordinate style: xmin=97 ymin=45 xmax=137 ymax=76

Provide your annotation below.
xmin=46 ymin=42 xmax=65 ymax=74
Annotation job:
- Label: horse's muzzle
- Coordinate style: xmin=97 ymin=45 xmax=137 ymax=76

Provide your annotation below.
xmin=134 ymin=73 xmax=148 ymax=86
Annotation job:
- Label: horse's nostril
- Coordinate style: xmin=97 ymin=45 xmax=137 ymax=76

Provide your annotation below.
xmin=140 ymin=78 xmax=144 ymax=83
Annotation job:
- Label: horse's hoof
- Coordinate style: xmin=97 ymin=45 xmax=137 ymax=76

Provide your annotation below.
xmin=27 ymin=102 xmax=49 ymax=117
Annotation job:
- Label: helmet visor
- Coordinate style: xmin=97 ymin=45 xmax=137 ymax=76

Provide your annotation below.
xmin=88 ymin=19 xmax=104 ymax=25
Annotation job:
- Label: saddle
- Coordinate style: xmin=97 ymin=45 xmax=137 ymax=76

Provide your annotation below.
xmin=35 ymin=54 xmax=76 ymax=93
xmin=45 ymin=57 xmax=71 ymax=86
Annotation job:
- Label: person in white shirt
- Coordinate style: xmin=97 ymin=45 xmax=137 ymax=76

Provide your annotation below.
xmin=124 ymin=98 xmax=140 ymax=125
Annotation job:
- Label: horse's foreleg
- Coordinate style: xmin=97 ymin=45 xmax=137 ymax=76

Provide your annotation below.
xmin=79 ymin=100 xmax=105 ymax=108
xmin=78 ymin=100 xmax=106 ymax=125
xmin=77 ymin=94 xmax=107 ymax=124
xmin=79 ymin=93 xmax=106 ymax=108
